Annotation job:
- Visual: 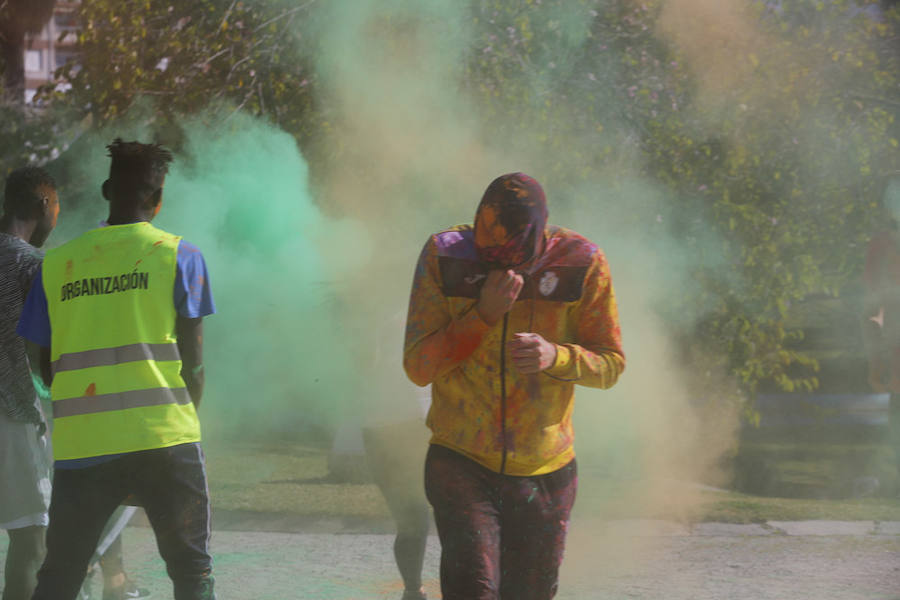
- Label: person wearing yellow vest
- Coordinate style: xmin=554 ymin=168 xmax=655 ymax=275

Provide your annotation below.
xmin=17 ymin=140 xmax=216 ymax=600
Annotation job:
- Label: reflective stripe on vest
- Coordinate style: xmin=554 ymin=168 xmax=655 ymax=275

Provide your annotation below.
xmin=52 ymin=342 xmax=182 ymax=374
xmin=53 ymin=386 xmax=192 ymax=418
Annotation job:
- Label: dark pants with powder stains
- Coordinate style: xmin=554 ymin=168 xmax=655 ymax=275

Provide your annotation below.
xmin=424 ymin=444 xmax=577 ymax=600
xmin=32 ymin=443 xmax=215 ymax=600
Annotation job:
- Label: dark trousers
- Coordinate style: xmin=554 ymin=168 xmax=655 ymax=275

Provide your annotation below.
xmin=32 ymin=443 xmax=215 ymax=600
xmin=424 ymin=444 xmax=577 ymax=600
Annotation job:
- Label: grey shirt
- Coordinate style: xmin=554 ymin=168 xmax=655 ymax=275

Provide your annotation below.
xmin=0 ymin=232 xmax=44 ymax=425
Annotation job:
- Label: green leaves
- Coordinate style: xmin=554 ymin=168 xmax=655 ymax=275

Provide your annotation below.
xmin=39 ymin=0 xmax=319 ymax=142
xmin=8 ymin=0 xmax=897 ymax=416
xmin=465 ymin=0 xmax=899 ymax=408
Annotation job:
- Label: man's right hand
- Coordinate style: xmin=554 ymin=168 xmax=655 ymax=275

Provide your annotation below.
xmin=476 ymin=269 xmax=524 ymax=326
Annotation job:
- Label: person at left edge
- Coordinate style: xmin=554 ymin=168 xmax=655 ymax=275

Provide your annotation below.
xmin=17 ymin=139 xmax=217 ymax=600
xmin=0 ymin=166 xmax=58 ymax=600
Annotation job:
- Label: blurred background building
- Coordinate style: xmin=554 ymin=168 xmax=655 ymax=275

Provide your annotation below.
xmin=24 ymin=1 xmax=77 ymax=104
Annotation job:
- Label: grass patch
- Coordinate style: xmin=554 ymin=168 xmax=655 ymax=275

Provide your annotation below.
xmin=733 ymin=434 xmax=898 ymax=498
xmin=573 ymin=475 xmax=900 ymax=523
xmin=204 ymin=439 xmax=389 ymax=519
xmin=701 ymin=494 xmax=900 ymax=523
xmin=204 ymin=438 xmax=900 ymax=525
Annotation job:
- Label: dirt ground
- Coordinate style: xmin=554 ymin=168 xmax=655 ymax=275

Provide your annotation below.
xmin=5 ymin=516 xmax=897 ymax=600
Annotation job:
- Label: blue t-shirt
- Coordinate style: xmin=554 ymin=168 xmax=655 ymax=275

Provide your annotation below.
xmin=17 ymin=238 xmax=215 ymax=469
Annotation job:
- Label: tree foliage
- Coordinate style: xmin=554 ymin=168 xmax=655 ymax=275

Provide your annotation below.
xmin=465 ymin=0 xmax=900 ymax=405
xmin=12 ymin=0 xmax=900 ymax=411
xmin=644 ymin=1 xmax=900 ymax=399
xmin=39 ymin=0 xmax=319 ymax=143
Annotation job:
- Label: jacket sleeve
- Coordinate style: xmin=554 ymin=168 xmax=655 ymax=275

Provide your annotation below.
xmin=403 ymin=236 xmax=492 ymax=386
xmin=543 ymin=250 xmax=625 ymax=388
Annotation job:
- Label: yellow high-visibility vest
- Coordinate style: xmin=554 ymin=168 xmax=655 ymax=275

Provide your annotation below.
xmin=42 ymin=222 xmax=201 ymax=460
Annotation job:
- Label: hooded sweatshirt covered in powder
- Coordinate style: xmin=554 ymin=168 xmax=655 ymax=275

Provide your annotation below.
xmin=403 ymin=173 xmax=625 ymax=476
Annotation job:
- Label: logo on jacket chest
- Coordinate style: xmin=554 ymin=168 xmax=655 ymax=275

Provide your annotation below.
xmin=538 ymin=271 xmax=558 ymax=296
xmin=438 ymin=257 xmax=586 ymax=302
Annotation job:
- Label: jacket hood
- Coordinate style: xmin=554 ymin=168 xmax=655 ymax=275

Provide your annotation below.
xmin=473 ymin=172 xmax=547 ymax=269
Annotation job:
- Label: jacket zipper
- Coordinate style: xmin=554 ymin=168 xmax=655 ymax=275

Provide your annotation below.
xmin=499 ymin=312 xmax=509 ymax=475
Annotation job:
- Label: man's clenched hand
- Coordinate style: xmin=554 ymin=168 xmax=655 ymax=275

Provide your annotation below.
xmin=476 ymin=269 xmax=524 ymax=325
xmin=508 ymin=332 xmax=557 ymax=374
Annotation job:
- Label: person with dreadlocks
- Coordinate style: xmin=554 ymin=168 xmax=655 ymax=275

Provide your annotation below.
xmin=403 ymin=173 xmax=625 ymax=600
xmin=1 ymin=166 xmax=149 ymax=600
xmin=17 ymin=140 xmax=217 ymax=600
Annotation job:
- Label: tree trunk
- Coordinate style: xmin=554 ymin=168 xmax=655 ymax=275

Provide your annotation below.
xmin=1 ymin=31 xmax=25 ymax=105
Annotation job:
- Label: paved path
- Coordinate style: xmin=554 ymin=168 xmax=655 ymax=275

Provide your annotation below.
xmin=3 ymin=518 xmax=899 ymax=599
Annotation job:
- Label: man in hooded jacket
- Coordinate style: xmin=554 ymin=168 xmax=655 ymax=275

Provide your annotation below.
xmin=403 ymin=173 xmax=625 ymax=600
